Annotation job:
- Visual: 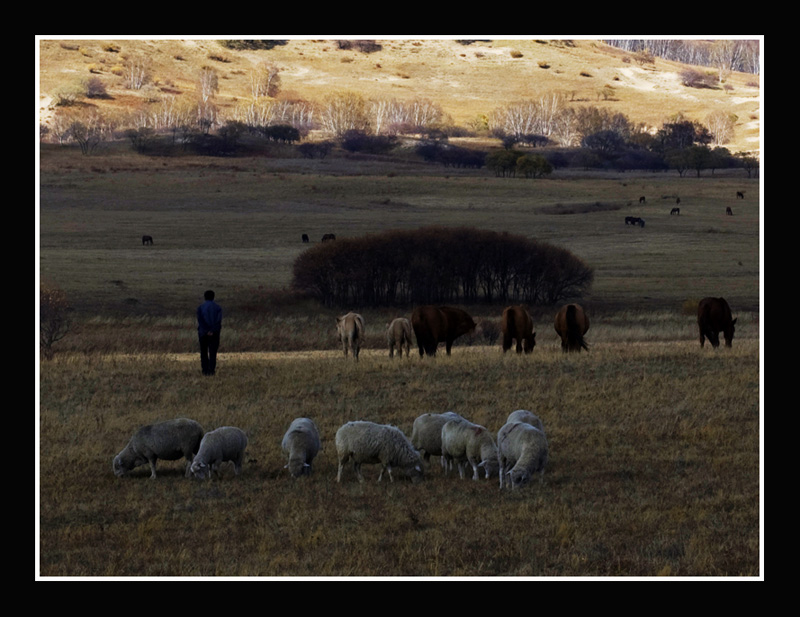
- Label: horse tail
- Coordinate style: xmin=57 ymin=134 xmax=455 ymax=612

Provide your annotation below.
xmin=566 ymin=305 xmax=589 ymax=351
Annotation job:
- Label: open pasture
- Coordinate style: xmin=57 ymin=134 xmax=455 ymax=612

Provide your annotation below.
xmin=38 ymin=144 xmax=761 ymax=577
xmin=39 ymin=339 xmax=759 ymax=577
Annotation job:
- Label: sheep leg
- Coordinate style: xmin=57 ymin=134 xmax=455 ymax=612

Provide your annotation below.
xmin=354 ymin=462 xmax=365 ymax=483
xmin=148 ymin=458 xmax=158 ymax=480
xmin=337 ymin=461 xmax=344 ymax=482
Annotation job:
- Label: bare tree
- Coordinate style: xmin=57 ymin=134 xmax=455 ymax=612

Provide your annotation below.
xmin=249 ymin=61 xmax=281 ymax=98
xmin=122 ymin=54 xmax=150 ymax=90
xmin=319 ymin=91 xmax=370 ymax=136
xmin=40 ymin=282 xmax=72 ymax=359
xmin=705 ymin=110 xmax=737 ymax=145
xmin=197 ymin=67 xmax=219 ymax=104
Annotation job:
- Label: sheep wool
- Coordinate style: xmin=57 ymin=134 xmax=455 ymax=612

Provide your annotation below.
xmin=113 ymin=417 xmax=204 ymax=480
xmin=281 ymin=417 xmax=321 ymax=477
xmin=441 ymin=419 xmax=499 ymax=480
xmin=506 ymin=409 xmax=545 ymax=433
xmin=190 ymin=426 xmax=248 ymax=480
xmin=410 ymin=411 xmax=468 ymax=471
xmin=497 ymin=421 xmax=549 ymax=489
xmin=335 ymin=421 xmax=423 ymax=483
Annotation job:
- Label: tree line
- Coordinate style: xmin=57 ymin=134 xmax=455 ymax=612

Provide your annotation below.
xmin=291 ymin=227 xmax=594 ymax=308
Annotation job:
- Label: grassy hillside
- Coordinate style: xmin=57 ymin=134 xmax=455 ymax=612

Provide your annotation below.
xmin=37 ymin=37 xmax=761 ymax=153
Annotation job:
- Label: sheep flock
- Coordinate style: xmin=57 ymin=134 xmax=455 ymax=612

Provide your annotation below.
xmin=113 ymin=410 xmax=548 ymax=489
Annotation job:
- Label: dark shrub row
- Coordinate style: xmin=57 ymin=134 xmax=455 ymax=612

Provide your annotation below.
xmin=292 ymin=226 xmax=593 ymax=307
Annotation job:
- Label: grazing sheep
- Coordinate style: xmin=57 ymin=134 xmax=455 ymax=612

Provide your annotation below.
xmin=190 ymin=426 xmax=248 ymax=480
xmin=410 ymin=411 xmax=468 ymax=471
xmin=441 ymin=419 xmax=499 ymax=480
xmin=387 ymin=317 xmax=413 ymax=358
xmin=113 ymin=417 xmax=204 ymax=479
xmin=281 ymin=417 xmax=321 ymax=478
xmin=505 ymin=409 xmax=545 ymax=433
xmin=335 ymin=421 xmax=423 ymax=483
xmin=497 ymin=422 xmax=549 ymax=490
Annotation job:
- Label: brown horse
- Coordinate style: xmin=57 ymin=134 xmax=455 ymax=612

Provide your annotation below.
xmin=697 ymin=297 xmax=736 ymax=348
xmin=336 ymin=312 xmax=365 ymax=361
xmin=386 ymin=317 xmax=413 ymax=358
xmin=554 ymin=303 xmax=590 ymax=352
xmin=501 ymin=305 xmax=536 ymax=354
xmin=411 ymin=306 xmax=476 ymax=357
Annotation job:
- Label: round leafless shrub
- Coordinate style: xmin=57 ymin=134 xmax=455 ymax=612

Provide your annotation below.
xmin=292 ymin=226 xmax=593 ymax=307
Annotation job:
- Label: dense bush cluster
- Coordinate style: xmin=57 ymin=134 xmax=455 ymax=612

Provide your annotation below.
xmin=292 ymin=227 xmax=593 ymax=307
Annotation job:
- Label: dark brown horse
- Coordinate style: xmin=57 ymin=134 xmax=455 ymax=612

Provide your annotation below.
xmin=501 ymin=305 xmax=536 ymax=354
xmin=554 ymin=303 xmax=590 ymax=352
xmin=411 ymin=306 xmax=476 ymax=357
xmin=697 ymin=297 xmax=736 ymax=348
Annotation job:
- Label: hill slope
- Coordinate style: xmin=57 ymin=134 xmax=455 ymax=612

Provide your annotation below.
xmin=37 ymin=38 xmax=760 ymax=153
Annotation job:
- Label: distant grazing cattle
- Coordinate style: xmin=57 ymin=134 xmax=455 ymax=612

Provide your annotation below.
xmin=671 ymin=208 xmax=680 ymax=215
xmin=697 ymin=297 xmax=736 ymax=348
xmin=336 ymin=312 xmax=365 ymax=361
xmin=726 ymin=207 xmax=733 ymax=215
xmin=736 ymin=191 xmax=744 ymax=199
xmin=302 ymin=233 xmax=309 ymax=243
xmin=142 ymin=235 xmax=153 ymax=245
xmin=386 ymin=317 xmax=413 ymax=359
xmin=554 ymin=303 xmax=590 ymax=352
xmin=322 ymin=233 xmax=336 ymax=242
xmin=501 ymin=305 xmax=536 ymax=354
xmin=411 ymin=305 xmax=476 ymax=357
xmin=639 ymin=196 xmax=646 ymax=204
xmin=625 ymin=216 xmax=645 ymax=227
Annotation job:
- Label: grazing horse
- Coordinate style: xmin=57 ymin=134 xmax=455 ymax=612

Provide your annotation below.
xmin=386 ymin=317 xmax=413 ymax=359
xmin=302 ymin=233 xmax=309 ymax=243
xmin=411 ymin=305 xmax=476 ymax=357
xmin=336 ymin=312 xmax=365 ymax=361
xmin=142 ymin=235 xmax=153 ymax=245
xmin=322 ymin=233 xmax=336 ymax=242
xmin=639 ymin=196 xmax=646 ymax=204
xmin=501 ymin=305 xmax=536 ymax=354
xmin=726 ymin=207 xmax=733 ymax=215
xmin=625 ymin=216 xmax=645 ymax=227
xmin=670 ymin=208 xmax=680 ymax=215
xmin=736 ymin=191 xmax=744 ymax=199
xmin=697 ymin=297 xmax=736 ymax=348
xmin=554 ymin=303 xmax=590 ymax=352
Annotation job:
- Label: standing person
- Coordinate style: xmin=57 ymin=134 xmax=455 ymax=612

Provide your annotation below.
xmin=197 ymin=290 xmax=222 ymax=376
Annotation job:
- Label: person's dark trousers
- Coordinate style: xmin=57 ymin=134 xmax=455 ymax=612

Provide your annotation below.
xmin=199 ymin=332 xmax=220 ymax=375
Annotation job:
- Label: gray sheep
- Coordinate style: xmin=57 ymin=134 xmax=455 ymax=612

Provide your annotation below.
xmin=281 ymin=417 xmax=321 ymax=478
xmin=410 ymin=411 xmax=468 ymax=471
xmin=497 ymin=421 xmax=549 ymax=489
xmin=113 ymin=417 xmax=204 ymax=479
xmin=335 ymin=421 xmax=423 ymax=483
xmin=189 ymin=426 xmax=248 ymax=480
xmin=506 ymin=409 xmax=545 ymax=432
xmin=441 ymin=419 xmax=499 ymax=480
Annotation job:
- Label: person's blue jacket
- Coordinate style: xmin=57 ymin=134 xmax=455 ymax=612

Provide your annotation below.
xmin=197 ymin=300 xmax=222 ymax=336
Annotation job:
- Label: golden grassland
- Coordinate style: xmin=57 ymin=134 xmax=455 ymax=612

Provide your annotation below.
xmin=38 ymin=115 xmax=761 ymax=578
xmin=39 ymin=338 xmax=759 ymax=578
xmin=38 ymin=38 xmax=761 ymax=154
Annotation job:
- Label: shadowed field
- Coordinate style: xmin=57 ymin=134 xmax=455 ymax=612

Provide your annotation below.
xmin=38 ymin=145 xmax=761 ymax=578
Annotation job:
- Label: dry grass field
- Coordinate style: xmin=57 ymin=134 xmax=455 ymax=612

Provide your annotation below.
xmin=37 ymin=38 xmax=762 ymax=580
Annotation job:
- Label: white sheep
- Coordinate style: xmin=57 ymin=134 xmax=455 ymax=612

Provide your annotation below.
xmin=497 ymin=421 xmax=549 ymax=489
xmin=441 ymin=419 xmax=499 ymax=480
xmin=189 ymin=426 xmax=248 ymax=480
xmin=410 ymin=411 xmax=468 ymax=472
xmin=281 ymin=417 xmax=321 ymax=478
xmin=335 ymin=421 xmax=423 ymax=483
xmin=113 ymin=417 xmax=204 ymax=479
xmin=506 ymin=409 xmax=545 ymax=432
